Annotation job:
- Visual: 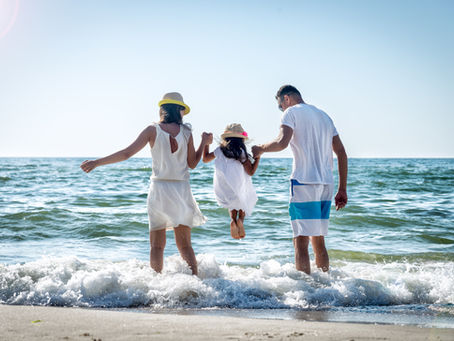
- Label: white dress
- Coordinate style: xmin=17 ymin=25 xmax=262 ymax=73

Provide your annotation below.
xmin=213 ymin=147 xmax=258 ymax=216
xmin=147 ymin=123 xmax=206 ymax=231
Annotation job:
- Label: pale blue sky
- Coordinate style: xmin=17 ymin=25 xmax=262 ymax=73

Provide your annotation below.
xmin=1 ymin=0 xmax=453 ymax=158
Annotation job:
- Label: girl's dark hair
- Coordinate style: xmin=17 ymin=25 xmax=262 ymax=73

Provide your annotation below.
xmin=160 ymin=104 xmax=185 ymax=124
xmin=220 ymin=137 xmax=250 ymax=161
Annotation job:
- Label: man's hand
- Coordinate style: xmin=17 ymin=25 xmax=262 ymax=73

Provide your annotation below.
xmin=202 ymin=132 xmax=213 ymax=145
xmin=334 ymin=189 xmax=348 ymax=210
xmin=252 ymin=145 xmax=264 ymax=158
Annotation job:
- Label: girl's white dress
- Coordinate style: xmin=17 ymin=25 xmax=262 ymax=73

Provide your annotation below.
xmin=147 ymin=123 xmax=206 ymax=231
xmin=213 ymin=147 xmax=258 ymax=216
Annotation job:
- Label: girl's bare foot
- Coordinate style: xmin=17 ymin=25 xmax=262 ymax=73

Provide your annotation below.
xmin=230 ymin=220 xmax=240 ymax=239
xmin=236 ymin=219 xmax=245 ymax=239
xmin=237 ymin=210 xmax=246 ymax=238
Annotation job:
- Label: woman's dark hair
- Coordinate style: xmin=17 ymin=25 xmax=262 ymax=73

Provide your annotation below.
xmin=220 ymin=137 xmax=250 ymax=161
xmin=159 ymin=103 xmax=185 ymax=124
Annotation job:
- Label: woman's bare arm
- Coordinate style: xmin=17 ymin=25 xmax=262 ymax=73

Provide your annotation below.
xmin=187 ymin=132 xmax=212 ymax=169
xmin=80 ymin=125 xmax=156 ymax=173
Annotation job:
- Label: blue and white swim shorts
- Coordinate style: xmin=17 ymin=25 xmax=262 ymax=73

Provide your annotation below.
xmin=289 ymin=180 xmax=334 ymax=237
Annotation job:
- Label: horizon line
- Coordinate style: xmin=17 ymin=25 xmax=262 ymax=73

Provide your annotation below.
xmin=1 ymin=156 xmax=453 ymax=159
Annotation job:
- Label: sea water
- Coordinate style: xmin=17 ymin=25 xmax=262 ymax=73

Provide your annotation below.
xmin=1 ymin=158 xmax=453 ymax=327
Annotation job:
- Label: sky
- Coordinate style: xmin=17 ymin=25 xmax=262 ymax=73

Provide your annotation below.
xmin=1 ymin=0 xmax=453 ymax=158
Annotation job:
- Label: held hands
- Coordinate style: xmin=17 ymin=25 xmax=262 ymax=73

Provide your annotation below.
xmin=251 ymin=145 xmax=264 ymax=159
xmin=80 ymin=160 xmax=98 ymax=173
xmin=202 ymin=132 xmax=213 ymax=145
xmin=335 ymin=189 xmax=348 ymax=210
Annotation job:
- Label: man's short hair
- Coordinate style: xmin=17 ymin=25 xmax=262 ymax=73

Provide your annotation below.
xmin=276 ymin=85 xmax=301 ymax=99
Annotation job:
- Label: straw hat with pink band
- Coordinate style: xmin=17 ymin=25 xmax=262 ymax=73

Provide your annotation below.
xmin=158 ymin=92 xmax=191 ymax=115
xmin=220 ymin=123 xmax=249 ymax=141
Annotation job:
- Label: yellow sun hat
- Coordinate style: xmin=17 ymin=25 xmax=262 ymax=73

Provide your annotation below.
xmin=220 ymin=123 xmax=249 ymax=140
xmin=158 ymin=92 xmax=190 ymax=115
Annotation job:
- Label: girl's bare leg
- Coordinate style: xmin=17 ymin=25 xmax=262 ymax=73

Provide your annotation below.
xmin=149 ymin=229 xmax=166 ymax=272
xmin=237 ymin=210 xmax=246 ymax=239
xmin=229 ymin=210 xmax=240 ymax=239
xmin=174 ymin=225 xmax=198 ymax=275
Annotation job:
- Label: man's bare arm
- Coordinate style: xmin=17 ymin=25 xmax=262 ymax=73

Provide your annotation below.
xmin=333 ymin=135 xmax=348 ymax=210
xmin=252 ymin=125 xmax=293 ymax=157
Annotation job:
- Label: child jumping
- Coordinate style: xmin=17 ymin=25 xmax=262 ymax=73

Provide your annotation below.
xmin=81 ymin=92 xmax=210 ymax=275
xmin=203 ymin=123 xmax=260 ymax=239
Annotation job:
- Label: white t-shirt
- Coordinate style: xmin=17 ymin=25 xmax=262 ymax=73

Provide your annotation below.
xmin=281 ymin=103 xmax=338 ymax=184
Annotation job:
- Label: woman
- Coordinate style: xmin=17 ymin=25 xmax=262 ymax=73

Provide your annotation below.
xmin=81 ymin=92 xmax=211 ymax=275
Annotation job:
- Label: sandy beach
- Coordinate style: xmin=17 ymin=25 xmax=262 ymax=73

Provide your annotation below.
xmin=1 ymin=305 xmax=453 ymax=341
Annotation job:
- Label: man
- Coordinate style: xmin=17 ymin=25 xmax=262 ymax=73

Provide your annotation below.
xmin=252 ymin=85 xmax=348 ymax=274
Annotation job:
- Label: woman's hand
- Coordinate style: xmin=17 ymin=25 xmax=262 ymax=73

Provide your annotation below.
xmin=80 ymin=160 xmax=98 ymax=173
xmin=202 ymin=132 xmax=213 ymax=145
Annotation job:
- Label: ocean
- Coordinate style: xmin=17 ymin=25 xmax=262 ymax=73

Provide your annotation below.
xmin=1 ymin=157 xmax=453 ymax=327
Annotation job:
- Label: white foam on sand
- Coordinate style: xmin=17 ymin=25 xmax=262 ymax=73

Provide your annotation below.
xmin=1 ymin=254 xmax=453 ymax=309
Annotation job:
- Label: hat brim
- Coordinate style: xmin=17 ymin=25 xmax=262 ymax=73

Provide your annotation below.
xmin=158 ymin=99 xmax=190 ymax=115
xmin=221 ymin=132 xmax=248 ymax=140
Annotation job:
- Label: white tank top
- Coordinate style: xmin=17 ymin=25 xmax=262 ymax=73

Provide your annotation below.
xmin=150 ymin=123 xmax=191 ymax=181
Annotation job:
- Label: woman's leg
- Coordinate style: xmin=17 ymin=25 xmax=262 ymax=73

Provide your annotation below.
xmin=237 ymin=210 xmax=246 ymax=239
xmin=174 ymin=225 xmax=198 ymax=275
xmin=229 ymin=210 xmax=240 ymax=239
xmin=149 ymin=229 xmax=166 ymax=272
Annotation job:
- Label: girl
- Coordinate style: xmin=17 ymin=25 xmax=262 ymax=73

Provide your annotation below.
xmin=203 ymin=123 xmax=260 ymax=239
xmin=81 ymin=92 xmax=211 ymax=275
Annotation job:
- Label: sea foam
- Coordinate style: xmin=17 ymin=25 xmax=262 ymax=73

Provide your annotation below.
xmin=1 ymin=254 xmax=453 ymax=309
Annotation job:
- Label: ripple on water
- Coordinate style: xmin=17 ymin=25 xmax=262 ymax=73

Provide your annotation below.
xmin=0 ymin=158 xmax=453 ymax=268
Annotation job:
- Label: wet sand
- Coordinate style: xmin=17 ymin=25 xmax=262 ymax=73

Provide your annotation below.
xmin=2 ymin=305 xmax=454 ymax=340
